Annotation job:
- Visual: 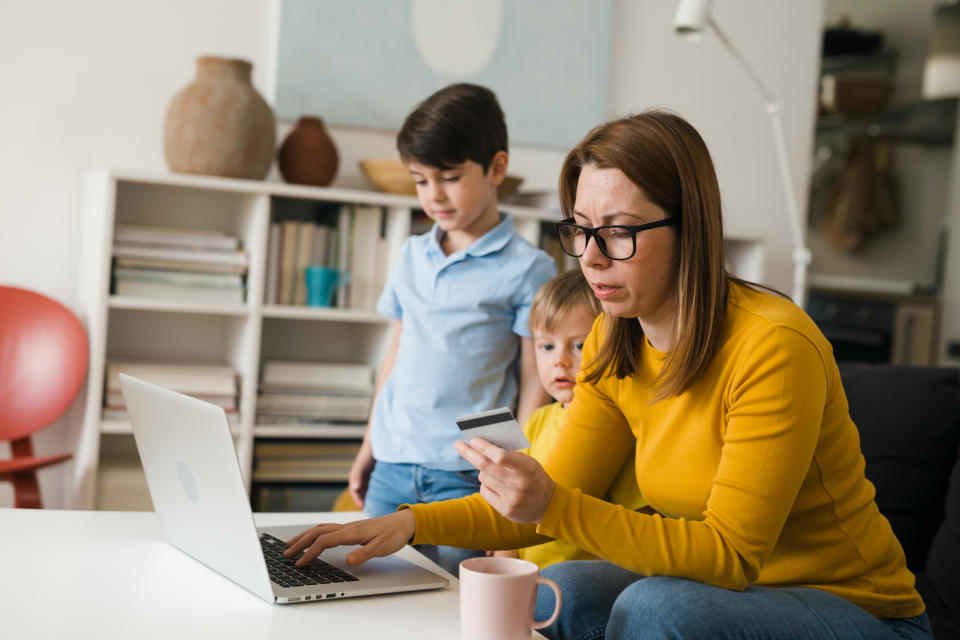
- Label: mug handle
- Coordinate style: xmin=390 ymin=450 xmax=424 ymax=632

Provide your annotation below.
xmin=337 ymin=269 xmax=352 ymax=287
xmin=532 ymin=576 xmax=562 ymax=630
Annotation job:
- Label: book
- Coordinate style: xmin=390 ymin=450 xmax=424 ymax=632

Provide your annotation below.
xmin=254 ymin=441 xmax=361 ymax=457
xmin=255 ymin=394 xmax=371 ymax=421
xmin=264 ymin=222 xmax=281 ymax=304
xmin=106 ymin=362 xmax=238 ymax=396
xmin=113 ymin=257 xmax=247 ymax=274
xmin=260 ymin=360 xmax=375 ymax=392
xmin=293 ymin=220 xmax=315 ymax=305
xmin=113 ymin=267 xmax=243 ymax=289
xmin=349 ymin=205 xmax=383 ymax=310
xmin=336 ymin=205 xmax=352 ymax=307
xmin=112 ymin=244 xmax=248 ymax=267
xmin=114 ymin=279 xmax=245 ymax=304
xmin=310 ymin=224 xmax=330 ymax=267
xmin=278 ymin=219 xmax=300 ymax=305
xmin=114 ymin=225 xmax=240 ymax=251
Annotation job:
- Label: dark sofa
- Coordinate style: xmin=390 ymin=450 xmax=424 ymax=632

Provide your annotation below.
xmin=840 ymin=363 xmax=960 ymax=639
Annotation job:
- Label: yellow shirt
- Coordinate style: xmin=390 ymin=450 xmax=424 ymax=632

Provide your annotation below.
xmin=518 ymin=402 xmax=647 ymax=568
xmin=409 ymin=282 xmax=924 ymax=618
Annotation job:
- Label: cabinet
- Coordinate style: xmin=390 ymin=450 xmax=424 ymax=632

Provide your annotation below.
xmin=71 ymin=169 xmax=766 ymax=511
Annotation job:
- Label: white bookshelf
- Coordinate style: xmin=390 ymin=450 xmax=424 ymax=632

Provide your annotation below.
xmin=71 ymin=169 xmax=766 ymax=510
xmin=69 ymin=169 xmax=563 ymax=510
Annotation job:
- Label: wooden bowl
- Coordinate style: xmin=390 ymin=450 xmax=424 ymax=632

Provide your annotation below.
xmin=358 ymin=158 xmax=523 ymax=200
xmin=358 ymin=159 xmax=416 ymax=196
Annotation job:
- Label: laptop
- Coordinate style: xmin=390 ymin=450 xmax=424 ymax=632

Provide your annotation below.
xmin=118 ymin=373 xmax=449 ymax=604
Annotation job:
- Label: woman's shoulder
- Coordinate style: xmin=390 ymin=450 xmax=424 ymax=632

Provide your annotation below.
xmin=726 ymin=281 xmax=831 ymax=357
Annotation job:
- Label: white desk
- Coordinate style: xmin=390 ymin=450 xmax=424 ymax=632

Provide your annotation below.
xmin=0 ymin=508 xmax=547 ymax=639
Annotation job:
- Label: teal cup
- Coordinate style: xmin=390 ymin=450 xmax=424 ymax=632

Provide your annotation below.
xmin=305 ymin=266 xmax=350 ymax=307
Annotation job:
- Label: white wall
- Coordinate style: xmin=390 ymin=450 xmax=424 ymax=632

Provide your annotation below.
xmin=0 ymin=0 xmax=822 ymax=508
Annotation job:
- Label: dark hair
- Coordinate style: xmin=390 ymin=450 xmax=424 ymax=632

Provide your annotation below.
xmin=561 ymin=110 xmax=730 ymax=401
xmin=397 ymin=83 xmax=508 ymax=172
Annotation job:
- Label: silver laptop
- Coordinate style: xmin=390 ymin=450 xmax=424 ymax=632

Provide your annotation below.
xmin=119 ymin=373 xmax=448 ymax=604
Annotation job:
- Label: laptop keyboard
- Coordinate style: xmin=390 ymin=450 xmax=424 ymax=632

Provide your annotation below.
xmin=260 ymin=533 xmax=359 ymax=588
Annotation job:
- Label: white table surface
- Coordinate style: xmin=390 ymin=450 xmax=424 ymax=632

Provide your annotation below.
xmin=0 ymin=508 xmax=546 ymax=639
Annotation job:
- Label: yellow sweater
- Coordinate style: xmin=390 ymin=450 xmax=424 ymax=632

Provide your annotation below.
xmin=409 ymin=283 xmax=924 ymax=618
xmin=518 ymin=402 xmax=647 ymax=568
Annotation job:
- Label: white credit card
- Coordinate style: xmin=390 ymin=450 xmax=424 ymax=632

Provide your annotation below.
xmin=455 ymin=407 xmax=530 ymax=451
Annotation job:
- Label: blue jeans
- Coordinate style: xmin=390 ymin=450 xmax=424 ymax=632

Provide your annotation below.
xmin=363 ymin=461 xmax=484 ymax=577
xmin=534 ymin=561 xmax=933 ymax=640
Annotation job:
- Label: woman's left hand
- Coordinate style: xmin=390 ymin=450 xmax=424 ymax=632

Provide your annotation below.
xmin=454 ymin=438 xmax=556 ymax=524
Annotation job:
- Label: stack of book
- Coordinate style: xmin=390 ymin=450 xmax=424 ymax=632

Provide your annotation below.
xmin=264 ymin=204 xmax=389 ymax=309
xmin=256 ymin=360 xmax=374 ymax=429
xmin=111 ymin=225 xmax=248 ymax=304
xmin=103 ymin=361 xmax=240 ymax=426
xmin=253 ymin=440 xmax=361 ymax=483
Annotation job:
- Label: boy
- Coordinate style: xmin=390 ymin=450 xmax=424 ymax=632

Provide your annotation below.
xmin=348 ymin=84 xmax=556 ymax=574
xmin=492 ymin=269 xmax=647 ymax=568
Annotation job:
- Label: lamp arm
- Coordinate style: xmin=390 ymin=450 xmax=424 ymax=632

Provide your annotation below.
xmin=708 ymin=17 xmax=811 ymax=306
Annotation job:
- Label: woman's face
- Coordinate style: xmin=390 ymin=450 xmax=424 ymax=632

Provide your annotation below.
xmin=574 ymin=164 xmax=680 ymax=322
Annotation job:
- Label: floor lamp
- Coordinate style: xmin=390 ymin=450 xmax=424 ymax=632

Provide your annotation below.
xmin=674 ymin=0 xmax=811 ymax=307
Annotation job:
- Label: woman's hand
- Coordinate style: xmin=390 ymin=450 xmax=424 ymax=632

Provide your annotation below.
xmin=283 ymin=510 xmax=415 ymax=568
xmin=454 ymin=438 xmax=556 ymax=524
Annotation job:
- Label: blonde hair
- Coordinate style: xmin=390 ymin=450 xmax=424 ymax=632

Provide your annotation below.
xmin=529 ymin=269 xmax=602 ymax=334
xmin=560 ymin=111 xmax=732 ymax=401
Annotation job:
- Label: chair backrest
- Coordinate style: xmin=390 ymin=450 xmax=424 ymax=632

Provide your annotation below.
xmin=0 ymin=286 xmax=88 ymax=441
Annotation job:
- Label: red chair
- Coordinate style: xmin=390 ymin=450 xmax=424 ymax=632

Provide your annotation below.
xmin=0 ymin=286 xmax=88 ymax=508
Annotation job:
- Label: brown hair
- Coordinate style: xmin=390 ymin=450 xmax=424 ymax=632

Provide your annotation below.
xmin=529 ymin=269 xmax=602 ymax=335
xmin=561 ymin=110 xmax=730 ymax=400
xmin=397 ymin=83 xmax=507 ymax=172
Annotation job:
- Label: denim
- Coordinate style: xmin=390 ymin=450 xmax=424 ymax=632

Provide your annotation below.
xmin=363 ymin=461 xmax=484 ymax=576
xmin=534 ymin=560 xmax=933 ymax=640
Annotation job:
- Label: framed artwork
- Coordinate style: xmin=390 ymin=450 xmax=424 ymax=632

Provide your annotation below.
xmin=275 ymin=0 xmax=614 ymax=148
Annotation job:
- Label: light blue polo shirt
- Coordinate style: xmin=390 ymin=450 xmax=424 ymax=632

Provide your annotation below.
xmin=371 ymin=213 xmax=556 ymax=471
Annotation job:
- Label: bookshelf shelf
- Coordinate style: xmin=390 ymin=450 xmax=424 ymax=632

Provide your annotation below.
xmin=100 ymin=419 xmax=240 ymax=437
xmin=261 ymin=305 xmax=387 ymax=323
xmin=109 ymin=295 xmax=250 ymax=316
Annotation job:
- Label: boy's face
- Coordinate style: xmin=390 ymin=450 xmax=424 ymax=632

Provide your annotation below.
xmin=407 ymin=153 xmax=506 ymax=242
xmin=533 ymin=302 xmax=598 ymax=406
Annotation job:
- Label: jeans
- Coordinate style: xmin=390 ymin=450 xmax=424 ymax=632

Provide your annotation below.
xmin=363 ymin=460 xmax=484 ymax=577
xmin=534 ymin=560 xmax=933 ymax=640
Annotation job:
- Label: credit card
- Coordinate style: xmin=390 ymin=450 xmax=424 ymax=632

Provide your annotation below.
xmin=455 ymin=407 xmax=530 ymax=451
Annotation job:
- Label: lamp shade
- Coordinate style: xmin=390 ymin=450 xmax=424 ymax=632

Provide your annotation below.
xmin=674 ymin=0 xmax=714 ymax=37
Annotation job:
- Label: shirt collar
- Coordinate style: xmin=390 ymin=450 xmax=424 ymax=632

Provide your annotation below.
xmin=427 ymin=212 xmax=514 ymax=259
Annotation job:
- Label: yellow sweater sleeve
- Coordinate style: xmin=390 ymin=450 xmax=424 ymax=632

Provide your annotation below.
xmin=537 ymin=323 xmax=827 ymax=590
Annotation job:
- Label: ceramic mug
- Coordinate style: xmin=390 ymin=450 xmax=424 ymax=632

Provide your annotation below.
xmin=305 ymin=265 xmax=350 ymax=307
xmin=459 ymin=556 xmax=562 ymax=640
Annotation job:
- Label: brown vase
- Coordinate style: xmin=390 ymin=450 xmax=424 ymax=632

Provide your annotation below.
xmin=164 ymin=56 xmax=276 ymax=180
xmin=278 ymin=116 xmax=339 ymax=186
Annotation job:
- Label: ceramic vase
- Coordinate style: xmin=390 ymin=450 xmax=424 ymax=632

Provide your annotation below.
xmin=164 ymin=56 xmax=276 ymax=180
xmin=278 ymin=116 xmax=339 ymax=186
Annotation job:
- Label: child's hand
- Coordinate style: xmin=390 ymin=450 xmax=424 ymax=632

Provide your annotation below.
xmin=454 ymin=437 xmax=556 ymax=524
xmin=490 ymin=549 xmax=520 ymax=559
xmin=348 ymin=447 xmax=376 ymax=508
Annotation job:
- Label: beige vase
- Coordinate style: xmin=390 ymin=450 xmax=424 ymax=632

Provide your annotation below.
xmin=164 ymin=56 xmax=276 ymax=180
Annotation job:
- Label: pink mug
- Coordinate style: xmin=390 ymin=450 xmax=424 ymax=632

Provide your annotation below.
xmin=459 ymin=556 xmax=562 ymax=640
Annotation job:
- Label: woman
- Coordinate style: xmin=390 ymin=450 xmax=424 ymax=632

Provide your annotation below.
xmin=285 ymin=111 xmax=931 ymax=639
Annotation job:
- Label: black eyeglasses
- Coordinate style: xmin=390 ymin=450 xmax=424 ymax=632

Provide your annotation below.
xmin=554 ymin=216 xmax=680 ymax=260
